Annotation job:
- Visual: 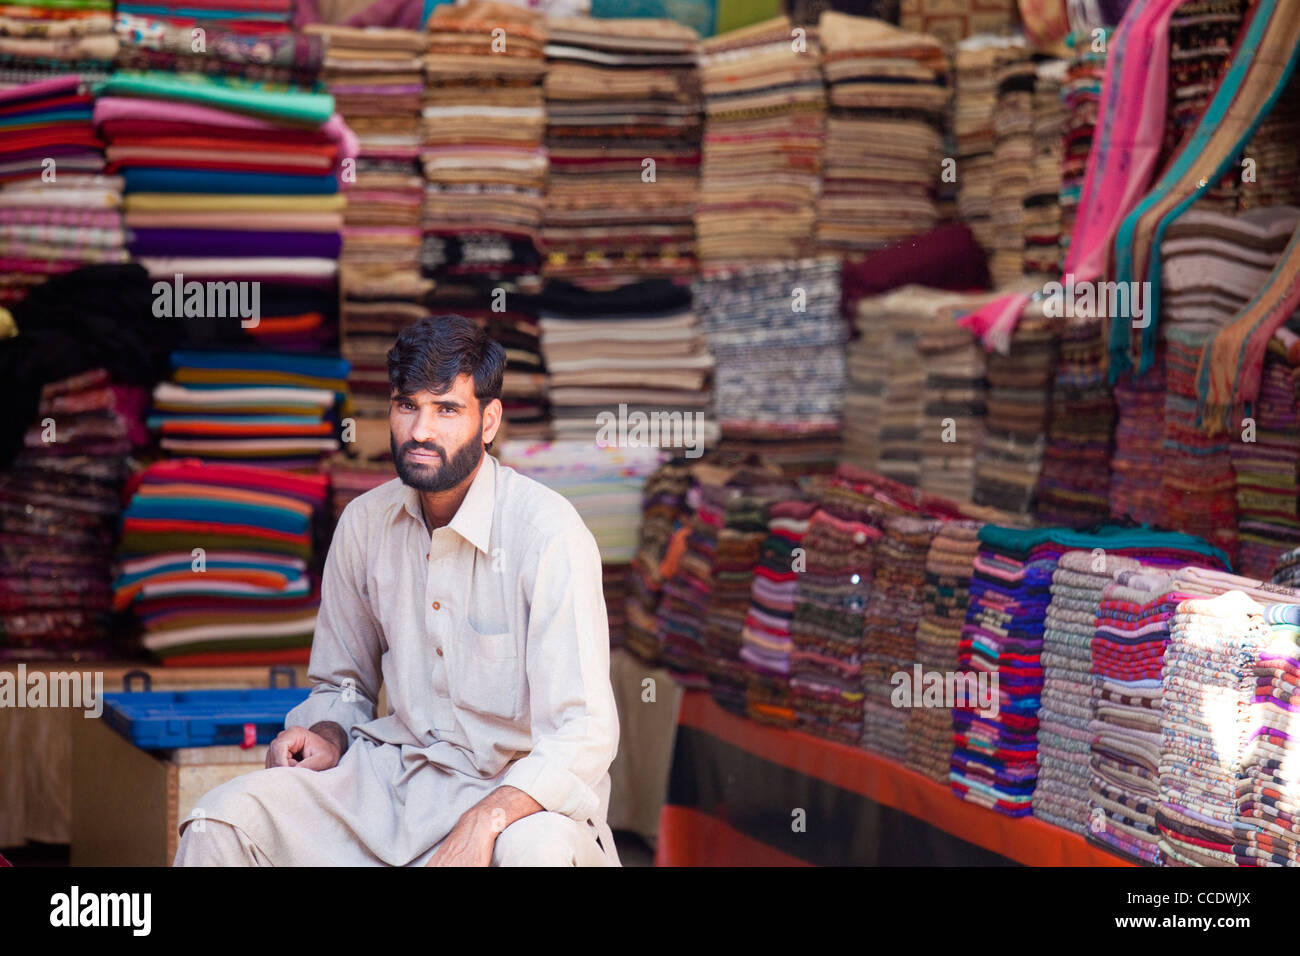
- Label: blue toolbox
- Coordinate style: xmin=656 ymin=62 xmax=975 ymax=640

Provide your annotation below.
xmin=102 ymin=667 xmax=311 ymax=749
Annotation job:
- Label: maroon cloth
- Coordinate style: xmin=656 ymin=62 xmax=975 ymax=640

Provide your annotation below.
xmin=0 ymin=852 xmax=10 ymax=866
xmin=292 ymin=0 xmax=424 ymax=28
xmin=839 ymin=223 xmax=991 ymax=321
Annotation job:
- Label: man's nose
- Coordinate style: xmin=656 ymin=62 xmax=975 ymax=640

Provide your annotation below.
xmin=410 ymin=407 xmax=440 ymax=444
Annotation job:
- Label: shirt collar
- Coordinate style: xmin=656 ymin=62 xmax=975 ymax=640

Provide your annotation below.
xmin=400 ymin=452 xmax=497 ymax=555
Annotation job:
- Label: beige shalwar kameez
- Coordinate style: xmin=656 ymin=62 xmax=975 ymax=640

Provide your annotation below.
xmin=173 ymin=453 xmax=621 ymax=866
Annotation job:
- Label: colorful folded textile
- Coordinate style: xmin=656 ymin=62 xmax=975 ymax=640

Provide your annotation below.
xmin=626 ymin=457 xmax=691 ymax=665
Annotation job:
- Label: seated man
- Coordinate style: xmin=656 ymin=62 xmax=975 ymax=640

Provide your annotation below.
xmin=174 ymin=315 xmax=620 ymax=866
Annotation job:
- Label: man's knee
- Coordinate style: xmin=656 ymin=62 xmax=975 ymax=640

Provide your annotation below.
xmin=491 ymin=812 xmax=605 ymax=867
xmin=174 ymin=819 xmax=267 ymax=866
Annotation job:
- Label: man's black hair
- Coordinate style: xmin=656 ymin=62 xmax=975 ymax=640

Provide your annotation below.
xmin=387 ymin=313 xmax=506 ymax=410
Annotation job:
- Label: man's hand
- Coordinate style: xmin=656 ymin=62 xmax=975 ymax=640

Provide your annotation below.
xmin=425 ymin=785 xmax=542 ymax=867
xmin=266 ymin=722 xmax=346 ymax=770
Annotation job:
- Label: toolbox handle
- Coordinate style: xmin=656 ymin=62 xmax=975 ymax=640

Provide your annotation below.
xmin=122 ymin=669 xmax=152 ymax=693
xmin=269 ymin=665 xmax=296 ymax=689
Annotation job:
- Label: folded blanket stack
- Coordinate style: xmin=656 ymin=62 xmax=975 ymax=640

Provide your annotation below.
xmin=861 ymin=514 xmax=940 ymax=761
xmin=626 ymin=458 xmax=692 ymax=665
xmin=542 ymin=16 xmax=700 ymax=286
xmin=113 ymin=459 xmax=328 ymax=666
xmin=421 ymin=2 xmax=546 ymax=279
xmin=789 ymin=506 xmax=876 ymax=744
xmin=1158 ymin=206 xmax=1300 ymax=565
xmin=0 ymin=0 xmax=116 ymax=86
xmin=1235 ymin=603 xmax=1300 ymax=866
xmin=657 ymin=462 xmax=730 ymax=687
xmin=0 ymin=76 xmax=125 ymax=307
xmin=1231 ymin=337 xmax=1300 ymax=579
xmin=148 ymin=349 xmax=347 ymax=470
xmin=987 ymin=35 xmax=1032 ymax=287
xmin=816 ymin=13 xmax=947 ymax=255
xmin=1035 ymin=549 xmax=1140 ymax=834
xmin=1275 ymin=544 xmax=1300 ymax=590
xmin=114 ymin=0 xmax=318 ymax=86
xmin=324 ymin=454 xmax=393 ymax=524
xmin=953 ymin=34 xmax=1021 ymax=257
xmin=95 ymin=72 xmax=355 ymax=352
xmin=1022 ymin=58 xmax=1065 ymax=282
xmin=0 ymin=370 xmax=144 ymax=659
xmin=497 ymin=438 xmax=664 ymax=565
xmin=538 ymin=277 xmax=714 ymax=451
xmin=972 ymin=303 xmax=1057 ymax=515
xmin=742 ymin=498 xmax=817 ymax=726
xmin=1236 ymin=67 xmax=1300 ymax=211
xmin=1159 ymin=590 xmax=1271 ymax=867
xmin=704 ymin=465 xmax=795 ymax=714
xmin=695 ymin=16 xmax=825 ymax=266
xmin=951 ymin=527 xmax=1054 ymax=816
xmin=908 ymin=520 xmax=982 ymax=782
xmin=1057 ymin=26 xmax=1107 ymax=266
xmin=1108 ymin=349 xmax=1166 ymax=525
xmin=1034 ymin=309 xmax=1115 ymax=528
xmin=694 ymin=257 xmax=844 ymax=473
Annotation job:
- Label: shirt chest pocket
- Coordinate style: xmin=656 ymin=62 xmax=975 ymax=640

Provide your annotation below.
xmin=447 ymin=627 xmax=522 ymax=721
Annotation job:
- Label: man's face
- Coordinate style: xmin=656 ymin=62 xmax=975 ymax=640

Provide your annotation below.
xmin=389 ymin=373 xmax=498 ymax=493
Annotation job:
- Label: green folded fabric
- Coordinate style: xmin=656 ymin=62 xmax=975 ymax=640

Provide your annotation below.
xmin=14 ymin=0 xmax=111 ymax=9
xmin=95 ymin=71 xmax=335 ymax=126
xmin=977 ymin=523 xmax=1228 ymax=565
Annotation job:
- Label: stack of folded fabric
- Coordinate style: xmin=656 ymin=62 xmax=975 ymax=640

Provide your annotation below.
xmin=0 ymin=370 xmax=144 ymax=659
xmin=1089 ymin=566 xmax=1180 ymax=865
xmin=875 ymin=293 xmax=927 ymax=487
xmin=953 ymin=35 xmax=1005 ymax=254
xmin=694 ymin=257 xmax=844 ymax=473
xmin=703 ymin=465 xmax=793 ymax=714
xmin=987 ymin=36 xmax=1033 ymax=288
xmin=657 ymin=461 xmax=730 ymax=686
xmin=1159 ymin=590 xmax=1269 ymax=867
xmin=307 ymin=24 xmax=423 ymax=286
xmin=1235 ymin=603 xmax=1300 ymax=866
xmin=951 ymin=526 xmax=1055 ymax=816
xmin=694 ymin=15 xmax=825 ymax=265
xmin=114 ymin=0 xmax=318 ymax=86
xmin=626 ymin=457 xmax=692 ymax=665
xmin=0 ymin=0 xmax=116 ymax=85
xmin=95 ymin=72 xmax=354 ymax=351
xmin=542 ymin=16 xmax=700 ymax=286
xmin=742 ymin=497 xmax=816 ymax=727
xmin=1236 ymin=68 xmax=1300 ymax=211
xmin=1058 ymin=26 xmax=1107 ymax=267
xmin=973 ymin=303 xmax=1057 ymax=515
xmin=1035 ymin=549 xmax=1140 ymax=834
xmin=537 ymin=278 xmax=713 ymax=450
xmin=149 ymin=350 xmax=347 ymax=470
xmin=1275 ymin=544 xmax=1300 ymax=589
xmin=1035 ymin=311 xmax=1116 ymax=528
xmin=861 ymin=514 xmax=939 ymax=760
xmin=1158 ymin=206 xmax=1300 ymax=564
xmin=816 ymin=12 xmax=947 ymax=255
xmin=603 ymin=562 xmax=627 ymax=650
xmin=0 ymin=76 xmax=125 ymax=307
xmin=421 ymin=2 xmax=547 ymax=280
xmin=1023 ymin=58 xmax=1065 ymax=282
xmin=114 ymin=459 xmax=328 ymax=666
xmin=790 ymin=506 xmax=876 ymax=744
xmin=899 ymin=0 xmax=1018 ymax=48
xmin=325 ymin=454 xmax=393 ymax=524
xmin=908 ymin=520 xmax=982 ymax=782
xmin=842 ymin=290 xmax=888 ymax=473
xmin=498 ymin=439 xmax=664 ymax=564
xmin=1108 ymin=350 xmax=1166 ymax=526
xmin=1232 ymin=335 xmax=1300 ymax=579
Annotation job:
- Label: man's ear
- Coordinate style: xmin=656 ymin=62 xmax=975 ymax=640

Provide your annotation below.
xmin=482 ymin=397 xmax=503 ymax=447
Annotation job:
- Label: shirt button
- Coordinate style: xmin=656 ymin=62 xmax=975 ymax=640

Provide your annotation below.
xmin=432 ymin=601 xmax=440 ymax=610
xmin=436 ymin=647 xmax=443 ymax=657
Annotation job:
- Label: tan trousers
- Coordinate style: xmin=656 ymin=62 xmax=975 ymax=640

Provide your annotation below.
xmin=174 ymin=811 xmax=612 ymax=867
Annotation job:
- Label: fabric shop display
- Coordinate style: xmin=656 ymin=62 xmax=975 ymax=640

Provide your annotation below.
xmin=0 ymin=76 xmax=125 ymax=307
xmin=325 ymin=453 xmax=392 ymax=523
xmin=694 ymin=15 xmax=825 ymax=265
xmin=0 ymin=369 xmax=144 ymax=658
xmin=987 ymin=35 xmax=1032 ymax=288
xmin=1108 ymin=350 xmax=1165 ymax=527
xmin=542 ymin=15 xmax=700 ymax=285
xmin=149 ymin=349 xmax=347 ymax=469
xmin=497 ymin=438 xmax=663 ymax=564
xmin=0 ymin=0 xmax=115 ymax=86
xmin=742 ymin=496 xmax=816 ymax=726
xmin=113 ymin=458 xmax=328 ymax=664
xmin=421 ymin=2 xmax=546 ymax=278
xmin=694 ymin=257 xmax=843 ymax=472
xmin=899 ymin=0 xmax=1016 ymax=49
xmin=816 ymin=12 xmax=947 ymax=254
xmin=1023 ymin=57 xmax=1065 ymax=281
xmin=953 ymin=34 xmax=1022 ymax=257
xmin=626 ymin=457 xmax=691 ymax=664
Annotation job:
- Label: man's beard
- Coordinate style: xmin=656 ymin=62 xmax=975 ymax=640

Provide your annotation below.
xmin=391 ymin=428 xmax=484 ymax=493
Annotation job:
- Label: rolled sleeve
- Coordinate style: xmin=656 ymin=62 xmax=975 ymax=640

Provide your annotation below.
xmin=284 ymin=503 xmax=382 ymax=741
xmin=500 ymin=520 xmax=619 ymax=821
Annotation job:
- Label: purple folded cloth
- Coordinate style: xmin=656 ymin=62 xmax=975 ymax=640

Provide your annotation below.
xmin=128 ymin=230 xmax=342 ymax=259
